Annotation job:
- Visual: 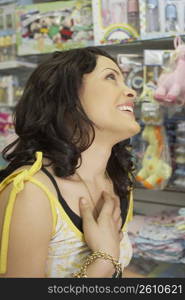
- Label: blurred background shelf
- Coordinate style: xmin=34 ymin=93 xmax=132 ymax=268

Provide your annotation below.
xmin=133 ymin=187 xmax=185 ymax=215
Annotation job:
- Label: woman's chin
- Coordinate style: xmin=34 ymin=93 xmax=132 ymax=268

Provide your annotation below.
xmin=133 ymin=121 xmax=141 ymax=135
xmin=125 ymin=122 xmax=141 ymax=138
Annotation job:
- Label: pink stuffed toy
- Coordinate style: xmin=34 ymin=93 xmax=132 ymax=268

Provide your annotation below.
xmin=154 ymin=36 xmax=185 ymax=106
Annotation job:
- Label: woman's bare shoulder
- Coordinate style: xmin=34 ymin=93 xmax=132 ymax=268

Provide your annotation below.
xmin=0 ymin=165 xmax=56 ymax=245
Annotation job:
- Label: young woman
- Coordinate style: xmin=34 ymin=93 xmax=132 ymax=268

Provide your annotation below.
xmin=0 ymin=47 xmax=140 ymax=278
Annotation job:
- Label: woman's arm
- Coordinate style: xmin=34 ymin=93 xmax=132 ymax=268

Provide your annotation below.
xmin=0 ymin=181 xmax=53 ymax=277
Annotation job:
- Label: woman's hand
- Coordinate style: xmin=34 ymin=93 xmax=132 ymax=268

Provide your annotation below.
xmin=79 ymin=191 xmax=122 ymax=260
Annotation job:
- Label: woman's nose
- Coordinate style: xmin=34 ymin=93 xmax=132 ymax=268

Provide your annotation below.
xmin=123 ymin=86 xmax=137 ymax=99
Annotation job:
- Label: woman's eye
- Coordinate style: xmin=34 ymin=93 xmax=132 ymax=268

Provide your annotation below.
xmin=106 ymin=73 xmax=116 ymax=80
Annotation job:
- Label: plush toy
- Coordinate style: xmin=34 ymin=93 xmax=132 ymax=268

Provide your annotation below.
xmin=154 ymin=36 xmax=185 ymax=106
xmin=136 ymin=125 xmax=172 ymax=189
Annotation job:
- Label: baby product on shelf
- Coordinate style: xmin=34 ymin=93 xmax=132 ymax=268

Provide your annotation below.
xmin=16 ymin=0 xmax=93 ymax=55
xmin=0 ymin=2 xmax=16 ymax=62
xmin=128 ymin=209 xmax=185 ymax=264
xmin=146 ymin=0 xmax=160 ymax=33
xmin=0 ymin=111 xmax=14 ymax=169
xmin=173 ymin=121 xmax=185 ymax=189
xmin=117 ymin=53 xmax=143 ymax=96
xmin=139 ymin=0 xmax=185 ymax=39
xmin=0 ymin=75 xmax=23 ymax=107
xmin=92 ymin=0 xmax=140 ymax=45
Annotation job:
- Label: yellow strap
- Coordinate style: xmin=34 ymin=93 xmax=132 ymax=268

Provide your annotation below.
xmin=0 ymin=152 xmax=42 ymax=193
xmin=0 ymin=152 xmax=57 ymax=274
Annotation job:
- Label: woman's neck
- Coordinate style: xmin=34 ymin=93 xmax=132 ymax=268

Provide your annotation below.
xmin=74 ymin=141 xmax=112 ymax=184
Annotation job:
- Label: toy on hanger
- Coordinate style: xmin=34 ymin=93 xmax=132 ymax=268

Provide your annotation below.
xmin=136 ymin=125 xmax=172 ymax=189
xmin=154 ymin=36 xmax=185 ymax=106
xmin=136 ymin=56 xmax=172 ymax=190
xmin=136 ymin=98 xmax=172 ymax=190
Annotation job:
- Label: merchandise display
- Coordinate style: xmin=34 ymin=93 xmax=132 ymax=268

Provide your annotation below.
xmin=92 ymin=0 xmax=140 ymax=45
xmin=16 ymin=0 xmax=93 ymax=55
xmin=136 ymin=123 xmax=172 ymax=190
xmin=117 ymin=53 xmax=143 ymax=96
xmin=128 ymin=210 xmax=185 ymax=264
xmin=0 ymin=74 xmax=24 ymax=106
xmin=0 ymin=110 xmax=14 ymax=169
xmin=173 ymin=121 xmax=185 ymax=189
xmin=139 ymin=0 xmax=185 ymax=39
xmin=0 ymin=3 xmax=16 ymax=62
xmin=0 ymin=75 xmax=14 ymax=106
xmin=133 ymin=49 xmax=173 ymax=190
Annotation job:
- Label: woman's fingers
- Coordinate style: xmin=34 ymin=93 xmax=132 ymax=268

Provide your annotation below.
xmin=79 ymin=198 xmax=96 ymax=228
xmin=98 ymin=191 xmax=114 ymax=218
xmin=98 ymin=192 xmax=123 ymax=232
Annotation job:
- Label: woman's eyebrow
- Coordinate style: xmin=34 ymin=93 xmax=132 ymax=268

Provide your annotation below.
xmin=101 ymin=67 xmax=122 ymax=77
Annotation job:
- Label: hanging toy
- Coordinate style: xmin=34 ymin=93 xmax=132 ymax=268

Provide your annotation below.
xmin=136 ymin=58 xmax=172 ymax=190
xmin=154 ymin=36 xmax=185 ymax=106
xmin=136 ymin=125 xmax=172 ymax=189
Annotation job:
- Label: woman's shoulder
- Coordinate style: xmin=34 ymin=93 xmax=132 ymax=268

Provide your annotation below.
xmin=0 ymin=163 xmax=56 ymax=221
xmin=0 ymin=153 xmax=59 ymax=235
xmin=0 ymin=151 xmax=58 ymax=201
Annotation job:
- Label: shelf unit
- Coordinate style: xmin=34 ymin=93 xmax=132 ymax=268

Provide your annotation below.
xmin=0 ymin=60 xmax=37 ymax=70
xmin=133 ymin=187 xmax=185 ymax=215
xmin=97 ymin=35 xmax=185 ymax=56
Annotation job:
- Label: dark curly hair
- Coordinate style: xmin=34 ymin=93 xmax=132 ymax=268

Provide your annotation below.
xmin=0 ymin=46 xmax=135 ymax=223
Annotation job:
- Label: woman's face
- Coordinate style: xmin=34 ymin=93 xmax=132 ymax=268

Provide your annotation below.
xmin=79 ymin=55 xmax=141 ymax=141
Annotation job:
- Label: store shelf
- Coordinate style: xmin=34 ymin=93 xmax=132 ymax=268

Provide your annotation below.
xmin=1 ymin=35 xmax=184 ymax=70
xmin=0 ymin=60 xmax=37 ymax=71
xmin=97 ymin=35 xmax=185 ymax=56
xmin=133 ymin=187 xmax=185 ymax=215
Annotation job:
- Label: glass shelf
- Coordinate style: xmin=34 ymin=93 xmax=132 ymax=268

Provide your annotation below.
xmin=0 ymin=60 xmax=37 ymax=71
xmin=97 ymin=35 xmax=185 ymax=55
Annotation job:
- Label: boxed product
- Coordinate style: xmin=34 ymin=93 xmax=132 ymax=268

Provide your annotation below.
xmin=0 ymin=3 xmax=16 ymax=62
xmin=139 ymin=0 xmax=185 ymax=39
xmin=0 ymin=110 xmax=15 ymax=169
xmin=117 ymin=53 xmax=143 ymax=96
xmin=0 ymin=75 xmax=22 ymax=106
xmin=172 ymin=121 xmax=185 ymax=189
xmin=16 ymin=0 xmax=93 ymax=55
xmin=92 ymin=0 xmax=140 ymax=45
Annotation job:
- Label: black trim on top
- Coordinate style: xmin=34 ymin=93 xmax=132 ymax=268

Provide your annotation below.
xmin=40 ymin=166 xmax=83 ymax=232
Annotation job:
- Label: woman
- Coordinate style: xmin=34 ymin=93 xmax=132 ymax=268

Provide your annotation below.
xmin=0 ymin=47 xmax=140 ymax=278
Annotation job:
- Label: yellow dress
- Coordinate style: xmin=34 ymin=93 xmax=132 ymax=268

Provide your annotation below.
xmin=0 ymin=152 xmax=133 ymax=277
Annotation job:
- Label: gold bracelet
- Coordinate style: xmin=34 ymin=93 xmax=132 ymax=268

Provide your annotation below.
xmin=73 ymin=251 xmax=122 ymax=278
